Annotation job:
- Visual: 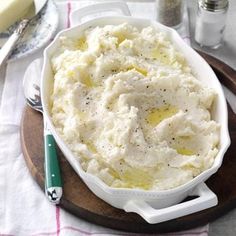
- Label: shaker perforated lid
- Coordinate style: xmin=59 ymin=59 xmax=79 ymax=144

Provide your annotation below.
xmin=199 ymin=0 xmax=228 ymax=11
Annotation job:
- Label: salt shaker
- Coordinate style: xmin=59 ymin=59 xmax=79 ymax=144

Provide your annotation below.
xmin=194 ymin=0 xmax=229 ymax=49
xmin=156 ymin=0 xmax=185 ymax=28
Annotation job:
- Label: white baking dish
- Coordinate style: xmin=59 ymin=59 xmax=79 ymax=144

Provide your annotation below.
xmin=41 ymin=2 xmax=230 ymax=224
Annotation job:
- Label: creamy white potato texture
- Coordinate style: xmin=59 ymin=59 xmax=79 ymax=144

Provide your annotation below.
xmin=51 ymin=23 xmax=220 ymax=190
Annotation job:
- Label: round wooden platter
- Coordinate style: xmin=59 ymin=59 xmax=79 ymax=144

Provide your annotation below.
xmin=20 ymin=51 xmax=236 ymax=233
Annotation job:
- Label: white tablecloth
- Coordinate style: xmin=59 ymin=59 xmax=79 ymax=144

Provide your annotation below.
xmin=0 ymin=1 xmax=230 ymax=235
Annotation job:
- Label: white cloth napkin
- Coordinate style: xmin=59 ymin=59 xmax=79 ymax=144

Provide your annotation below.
xmin=0 ymin=1 xmax=228 ymax=235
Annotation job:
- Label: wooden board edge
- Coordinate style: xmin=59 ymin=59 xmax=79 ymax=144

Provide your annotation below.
xmin=20 ymin=109 xmax=45 ymax=189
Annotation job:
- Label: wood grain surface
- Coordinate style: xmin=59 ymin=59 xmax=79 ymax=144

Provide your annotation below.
xmin=20 ymin=52 xmax=236 ymax=233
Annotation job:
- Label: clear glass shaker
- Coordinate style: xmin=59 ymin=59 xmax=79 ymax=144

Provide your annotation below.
xmin=156 ymin=0 xmax=185 ymax=28
xmin=194 ymin=0 xmax=229 ymax=49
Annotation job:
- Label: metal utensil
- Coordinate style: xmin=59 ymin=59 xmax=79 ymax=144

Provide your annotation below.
xmin=23 ymin=59 xmax=62 ymax=204
xmin=0 ymin=0 xmax=48 ymax=67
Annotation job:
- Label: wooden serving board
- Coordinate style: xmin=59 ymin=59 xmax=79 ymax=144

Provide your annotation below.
xmin=20 ymin=51 xmax=236 ymax=233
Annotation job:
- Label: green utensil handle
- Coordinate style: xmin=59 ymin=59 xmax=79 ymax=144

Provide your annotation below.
xmin=44 ymin=134 xmax=62 ymax=187
xmin=44 ymin=134 xmax=62 ymax=204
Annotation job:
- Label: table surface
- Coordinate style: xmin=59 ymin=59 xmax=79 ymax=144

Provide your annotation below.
xmin=0 ymin=1 xmax=235 ymax=235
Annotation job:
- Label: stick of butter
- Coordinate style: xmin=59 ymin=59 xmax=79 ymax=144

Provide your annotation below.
xmin=0 ymin=0 xmax=33 ymax=33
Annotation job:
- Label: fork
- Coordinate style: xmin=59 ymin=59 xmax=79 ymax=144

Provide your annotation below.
xmin=25 ymin=84 xmax=62 ymax=204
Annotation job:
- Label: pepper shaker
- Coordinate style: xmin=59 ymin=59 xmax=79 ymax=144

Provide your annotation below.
xmin=156 ymin=0 xmax=185 ymax=28
xmin=194 ymin=0 xmax=229 ymax=49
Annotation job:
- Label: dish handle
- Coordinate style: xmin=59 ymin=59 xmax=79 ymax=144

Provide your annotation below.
xmin=70 ymin=1 xmax=131 ymax=26
xmin=124 ymin=183 xmax=217 ymax=224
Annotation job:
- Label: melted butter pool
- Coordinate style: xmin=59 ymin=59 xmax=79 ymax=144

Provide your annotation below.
xmin=81 ymin=74 xmax=96 ymax=88
xmin=176 ymin=148 xmax=195 ymax=156
xmin=76 ymin=37 xmax=88 ymax=51
xmin=119 ymin=168 xmax=153 ymax=189
xmin=127 ymin=65 xmax=148 ymax=77
xmin=146 ymin=106 xmax=178 ymax=126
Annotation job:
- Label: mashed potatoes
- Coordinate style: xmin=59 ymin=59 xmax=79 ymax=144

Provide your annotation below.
xmin=51 ymin=23 xmax=220 ymax=190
